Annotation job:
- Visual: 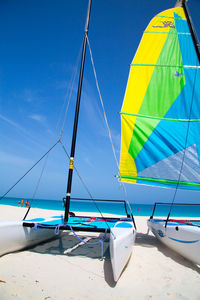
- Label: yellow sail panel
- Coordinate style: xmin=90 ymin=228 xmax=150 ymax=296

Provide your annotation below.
xmin=120 ymin=115 xmax=137 ymax=183
xmin=133 ymin=33 xmax=168 ymax=66
xmin=120 ymin=66 xmax=155 ymax=183
xmin=121 ymin=66 xmax=155 ymax=117
xmin=121 ymin=7 xmax=184 ymax=116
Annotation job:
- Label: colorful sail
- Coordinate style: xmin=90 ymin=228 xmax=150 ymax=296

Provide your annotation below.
xmin=119 ymin=6 xmax=200 ymax=189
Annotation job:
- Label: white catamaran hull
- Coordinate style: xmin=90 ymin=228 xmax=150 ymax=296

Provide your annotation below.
xmin=0 ymin=220 xmax=56 ymax=257
xmin=110 ymin=221 xmax=136 ymax=282
xmin=0 ymin=217 xmax=135 ymax=282
xmin=148 ymin=219 xmax=200 ymax=265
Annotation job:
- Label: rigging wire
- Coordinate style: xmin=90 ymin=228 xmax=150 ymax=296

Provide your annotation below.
xmin=23 ymin=44 xmax=83 ymax=219
xmin=59 ymin=42 xmax=83 ymax=139
xmin=23 ymin=155 xmax=49 ymax=220
xmin=87 ymin=37 xmax=119 ymax=172
xmin=0 ymin=140 xmax=60 ymax=203
xmin=60 ymin=141 xmax=93 ymax=199
xmin=59 ymin=140 xmax=112 ymax=231
xmin=86 ymin=36 xmax=134 ymax=220
xmin=166 ymin=58 xmax=199 ymax=226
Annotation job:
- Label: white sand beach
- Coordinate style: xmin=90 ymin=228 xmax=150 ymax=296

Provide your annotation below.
xmin=0 ymin=205 xmax=200 ymax=300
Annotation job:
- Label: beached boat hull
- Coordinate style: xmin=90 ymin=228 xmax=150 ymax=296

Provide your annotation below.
xmin=148 ymin=218 xmax=200 ymax=265
xmin=110 ymin=220 xmax=136 ymax=282
xmin=0 ymin=220 xmax=56 ymax=256
xmin=0 ymin=216 xmax=136 ymax=282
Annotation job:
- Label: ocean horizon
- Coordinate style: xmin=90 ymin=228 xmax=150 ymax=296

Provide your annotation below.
xmin=0 ymin=196 xmax=200 ymax=217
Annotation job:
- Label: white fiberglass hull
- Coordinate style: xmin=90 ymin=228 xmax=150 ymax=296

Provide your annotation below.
xmin=148 ymin=218 xmax=200 ymax=265
xmin=0 ymin=220 xmax=56 ymax=256
xmin=110 ymin=220 xmax=136 ymax=282
xmin=0 ymin=217 xmax=136 ymax=282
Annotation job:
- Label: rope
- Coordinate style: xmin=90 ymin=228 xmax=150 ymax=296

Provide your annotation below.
xmin=86 ymin=36 xmax=134 ymax=219
xmin=34 ymin=223 xmax=39 ymax=230
xmin=33 ymin=221 xmax=107 ymax=258
xmin=69 ymin=225 xmax=107 ymax=258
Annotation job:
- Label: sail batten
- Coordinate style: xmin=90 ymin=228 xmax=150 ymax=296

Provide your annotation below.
xmin=119 ymin=176 xmax=200 ymax=188
xmin=131 ymin=64 xmax=199 ymax=68
xmin=119 ymin=5 xmax=200 ymax=190
xmin=120 ymin=112 xmax=200 ymax=122
xmin=144 ymin=32 xmax=190 ymax=35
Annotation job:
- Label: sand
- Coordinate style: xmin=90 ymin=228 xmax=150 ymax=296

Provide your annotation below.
xmin=0 ymin=205 xmax=200 ymax=300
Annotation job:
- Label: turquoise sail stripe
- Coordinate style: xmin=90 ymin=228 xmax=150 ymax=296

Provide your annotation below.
xmin=175 ymin=13 xmax=198 ymax=65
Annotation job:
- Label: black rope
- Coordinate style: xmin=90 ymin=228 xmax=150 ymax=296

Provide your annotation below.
xmin=0 ymin=140 xmax=60 ymax=203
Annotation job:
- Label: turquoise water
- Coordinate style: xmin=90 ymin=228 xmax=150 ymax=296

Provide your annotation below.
xmin=0 ymin=197 xmax=200 ymax=217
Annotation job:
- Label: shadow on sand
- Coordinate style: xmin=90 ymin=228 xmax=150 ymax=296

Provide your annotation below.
xmin=136 ymin=231 xmax=200 ymax=274
xmin=27 ymin=232 xmax=116 ymax=286
xmin=23 ymin=229 xmax=200 ymax=286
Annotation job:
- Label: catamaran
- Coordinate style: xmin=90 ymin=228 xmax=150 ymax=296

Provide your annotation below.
xmin=0 ymin=0 xmax=136 ymax=282
xmin=119 ymin=0 xmax=200 ymax=264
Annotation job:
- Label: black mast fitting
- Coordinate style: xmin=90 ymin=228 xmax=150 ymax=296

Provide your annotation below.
xmin=181 ymin=0 xmax=200 ymax=64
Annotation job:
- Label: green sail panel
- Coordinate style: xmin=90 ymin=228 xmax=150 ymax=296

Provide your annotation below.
xmin=129 ymin=24 xmax=186 ymax=160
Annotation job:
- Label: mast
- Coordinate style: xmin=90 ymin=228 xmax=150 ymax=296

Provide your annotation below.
xmin=181 ymin=0 xmax=200 ymax=65
xmin=64 ymin=0 xmax=92 ymax=221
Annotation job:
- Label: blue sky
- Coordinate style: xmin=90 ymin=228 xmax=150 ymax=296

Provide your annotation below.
xmin=0 ymin=0 xmax=200 ymax=204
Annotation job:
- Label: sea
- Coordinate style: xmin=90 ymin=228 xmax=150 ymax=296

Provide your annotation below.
xmin=0 ymin=197 xmax=200 ymax=217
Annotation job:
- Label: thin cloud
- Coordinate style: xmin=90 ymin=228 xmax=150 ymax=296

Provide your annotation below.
xmin=82 ymin=83 xmax=106 ymax=133
xmin=0 ymin=113 xmax=28 ymax=134
xmin=109 ymin=130 xmax=121 ymax=149
xmin=21 ymin=88 xmax=37 ymax=103
xmin=84 ymin=156 xmax=94 ymax=168
xmin=0 ymin=151 xmax=33 ymax=166
xmin=82 ymin=85 xmax=120 ymax=147
xmin=29 ymin=114 xmax=46 ymax=122
xmin=0 ymin=113 xmax=46 ymax=149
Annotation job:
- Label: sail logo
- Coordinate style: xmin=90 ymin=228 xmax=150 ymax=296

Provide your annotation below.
xmin=153 ymin=21 xmax=175 ymax=28
xmin=174 ymin=71 xmax=183 ymax=77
